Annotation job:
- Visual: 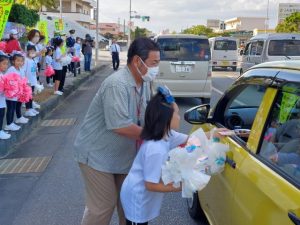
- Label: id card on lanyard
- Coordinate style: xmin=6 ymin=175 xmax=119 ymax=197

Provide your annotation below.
xmin=135 ymin=84 xmax=144 ymax=151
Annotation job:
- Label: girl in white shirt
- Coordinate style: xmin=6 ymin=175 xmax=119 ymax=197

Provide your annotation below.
xmin=0 ymin=54 xmax=11 ymax=139
xmin=6 ymin=53 xmax=30 ymax=125
xmin=45 ymin=47 xmax=54 ymax=87
xmin=5 ymin=53 xmax=25 ymax=132
xmin=24 ymin=45 xmax=39 ymax=117
xmin=52 ymin=37 xmax=65 ymax=96
xmin=120 ymin=88 xmax=185 ymax=225
xmin=74 ymin=37 xmax=82 ymax=75
xmin=121 ymin=87 xmax=225 ymax=224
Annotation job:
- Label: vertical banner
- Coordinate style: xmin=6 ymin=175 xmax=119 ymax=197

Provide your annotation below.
xmin=54 ymin=19 xmax=64 ymax=32
xmin=37 ymin=20 xmax=49 ymax=44
xmin=0 ymin=0 xmax=13 ymax=39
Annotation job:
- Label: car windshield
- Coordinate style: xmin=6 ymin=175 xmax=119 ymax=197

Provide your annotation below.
xmin=157 ymin=38 xmax=211 ymax=61
xmin=214 ymin=40 xmax=237 ymax=51
xmin=268 ymin=40 xmax=300 ymax=56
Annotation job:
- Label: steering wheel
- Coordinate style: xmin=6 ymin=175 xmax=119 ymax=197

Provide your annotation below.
xmin=225 ymin=114 xmax=244 ymax=130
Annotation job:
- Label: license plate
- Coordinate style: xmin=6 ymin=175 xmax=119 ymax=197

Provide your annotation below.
xmin=175 ymin=65 xmax=192 ymax=73
xmin=221 ymin=61 xmax=229 ymax=66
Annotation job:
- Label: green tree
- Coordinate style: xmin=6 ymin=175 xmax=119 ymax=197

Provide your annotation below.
xmin=182 ymin=25 xmax=213 ymax=36
xmin=8 ymin=4 xmax=39 ymax=27
xmin=15 ymin=0 xmax=57 ymax=11
xmin=131 ymin=26 xmax=150 ymax=39
xmin=276 ymin=12 xmax=300 ymax=33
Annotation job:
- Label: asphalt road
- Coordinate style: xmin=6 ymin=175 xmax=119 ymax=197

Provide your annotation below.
xmin=0 ymin=65 xmax=239 ymax=225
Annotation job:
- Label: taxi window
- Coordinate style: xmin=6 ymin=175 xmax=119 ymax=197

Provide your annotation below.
xmin=223 ymin=85 xmax=266 ymax=142
xmin=259 ymin=84 xmax=300 ymax=183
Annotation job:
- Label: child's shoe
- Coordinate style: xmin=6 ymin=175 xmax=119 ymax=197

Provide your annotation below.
xmin=0 ymin=130 xmax=11 ymax=139
xmin=32 ymin=101 xmax=41 ymax=109
xmin=31 ymin=109 xmax=39 ymax=115
xmin=4 ymin=123 xmax=21 ymax=131
xmin=15 ymin=116 xmax=29 ymax=124
xmin=24 ymin=110 xmax=36 ymax=117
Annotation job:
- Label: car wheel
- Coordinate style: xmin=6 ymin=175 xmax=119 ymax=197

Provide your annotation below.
xmin=201 ymin=98 xmax=210 ymax=104
xmin=231 ymin=66 xmax=237 ymax=71
xmin=187 ymin=192 xmax=208 ymax=223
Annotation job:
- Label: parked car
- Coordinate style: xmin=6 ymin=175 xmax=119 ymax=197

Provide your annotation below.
xmin=240 ymin=33 xmax=300 ymax=75
xmin=209 ymin=37 xmax=238 ymax=71
xmin=153 ymin=34 xmax=212 ymax=104
xmin=184 ymin=60 xmax=300 ymax=225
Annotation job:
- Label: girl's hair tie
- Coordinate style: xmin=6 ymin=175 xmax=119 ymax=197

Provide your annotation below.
xmin=157 ymin=86 xmax=175 ymax=104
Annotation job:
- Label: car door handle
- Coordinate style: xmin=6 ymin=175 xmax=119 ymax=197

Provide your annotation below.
xmin=225 ymin=157 xmax=236 ymax=169
xmin=288 ymin=212 xmax=300 ymax=225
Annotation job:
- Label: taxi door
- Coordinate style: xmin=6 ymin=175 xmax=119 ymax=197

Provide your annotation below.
xmin=194 ymin=82 xmax=270 ymax=225
xmin=231 ymin=77 xmax=300 ymax=225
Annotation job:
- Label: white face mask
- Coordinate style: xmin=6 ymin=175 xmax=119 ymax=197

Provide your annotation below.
xmin=137 ymin=57 xmax=159 ymax=82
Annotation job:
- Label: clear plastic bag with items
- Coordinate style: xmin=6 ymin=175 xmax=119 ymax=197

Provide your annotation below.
xmin=162 ymin=128 xmax=229 ymax=198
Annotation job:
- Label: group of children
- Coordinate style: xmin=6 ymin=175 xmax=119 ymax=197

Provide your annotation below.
xmin=0 ymin=46 xmax=40 ymax=140
xmin=0 ymin=28 xmax=82 ymax=140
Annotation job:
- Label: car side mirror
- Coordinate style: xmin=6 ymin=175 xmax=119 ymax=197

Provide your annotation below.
xmin=239 ymin=50 xmax=244 ymax=56
xmin=184 ymin=104 xmax=210 ymax=124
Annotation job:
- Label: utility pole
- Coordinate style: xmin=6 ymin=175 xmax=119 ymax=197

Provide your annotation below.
xmin=265 ymin=0 xmax=270 ymax=33
xmin=60 ymin=0 xmax=62 ymax=19
xmin=95 ymin=0 xmax=99 ymax=66
xmin=128 ymin=0 xmax=131 ymax=48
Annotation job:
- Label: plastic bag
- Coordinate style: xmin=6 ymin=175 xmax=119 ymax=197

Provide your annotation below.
xmin=34 ymin=83 xmax=44 ymax=94
xmin=61 ymin=55 xmax=72 ymax=66
xmin=161 ymin=128 xmax=229 ymax=198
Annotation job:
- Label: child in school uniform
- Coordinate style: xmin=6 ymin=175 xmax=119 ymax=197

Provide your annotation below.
xmin=0 ymin=53 xmax=11 ymax=139
xmin=23 ymin=45 xmax=39 ymax=117
xmin=73 ymin=37 xmax=82 ymax=75
xmin=52 ymin=37 xmax=65 ymax=96
xmin=6 ymin=53 xmax=29 ymax=125
xmin=45 ymin=46 xmax=54 ymax=87
xmin=120 ymin=87 xmax=226 ymax=225
xmin=5 ymin=53 xmax=25 ymax=132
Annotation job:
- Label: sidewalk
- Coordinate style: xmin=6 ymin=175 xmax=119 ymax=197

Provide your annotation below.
xmin=0 ymin=52 xmax=112 ymax=158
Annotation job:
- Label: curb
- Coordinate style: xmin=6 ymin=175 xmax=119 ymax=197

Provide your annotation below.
xmin=0 ymin=64 xmax=109 ymax=158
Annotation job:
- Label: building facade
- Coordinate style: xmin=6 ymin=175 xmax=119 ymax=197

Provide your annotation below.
xmin=278 ymin=3 xmax=300 ymax=24
xmin=224 ymin=17 xmax=267 ymax=32
xmin=41 ymin=0 xmax=96 ymax=29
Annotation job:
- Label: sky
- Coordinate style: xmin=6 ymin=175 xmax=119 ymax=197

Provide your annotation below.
xmin=97 ymin=0 xmax=299 ymax=33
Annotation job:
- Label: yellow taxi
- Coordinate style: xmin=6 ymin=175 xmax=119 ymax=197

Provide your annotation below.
xmin=184 ymin=60 xmax=300 ymax=225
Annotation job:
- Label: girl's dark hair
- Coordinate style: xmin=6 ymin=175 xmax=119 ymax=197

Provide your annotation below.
xmin=0 ymin=54 xmax=9 ymax=63
xmin=46 ymin=47 xmax=53 ymax=55
xmin=141 ymin=93 xmax=174 ymax=141
xmin=26 ymin=44 xmax=36 ymax=52
xmin=39 ymin=35 xmax=45 ymax=42
xmin=27 ymin=29 xmax=40 ymax=41
xmin=11 ymin=53 xmax=24 ymax=63
xmin=53 ymin=37 xmax=63 ymax=49
xmin=127 ymin=37 xmax=160 ymax=64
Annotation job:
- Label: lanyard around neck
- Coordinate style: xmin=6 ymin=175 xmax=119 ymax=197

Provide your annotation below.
xmin=135 ymin=84 xmax=144 ymax=126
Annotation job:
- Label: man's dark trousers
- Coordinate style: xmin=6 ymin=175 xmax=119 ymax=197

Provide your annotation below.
xmin=112 ymin=52 xmax=120 ymax=70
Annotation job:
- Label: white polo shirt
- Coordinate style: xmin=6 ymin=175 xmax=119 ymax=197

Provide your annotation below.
xmin=120 ymin=131 xmax=188 ymax=223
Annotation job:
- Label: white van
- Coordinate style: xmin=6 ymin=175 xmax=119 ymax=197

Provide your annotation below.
xmin=154 ymin=34 xmax=211 ymax=103
xmin=240 ymin=33 xmax=300 ymax=74
xmin=209 ymin=37 xmax=238 ymax=71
